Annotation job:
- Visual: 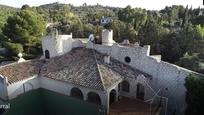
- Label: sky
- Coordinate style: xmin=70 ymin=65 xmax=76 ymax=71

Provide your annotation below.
xmin=0 ymin=0 xmax=203 ymax=10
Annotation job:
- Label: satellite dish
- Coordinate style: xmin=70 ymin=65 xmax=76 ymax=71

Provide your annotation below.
xmin=88 ymin=34 xmax=95 ymax=42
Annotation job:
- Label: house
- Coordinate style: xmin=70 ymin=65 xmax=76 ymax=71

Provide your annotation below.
xmin=0 ymin=29 xmax=201 ymax=115
xmin=100 ymin=16 xmax=112 ymax=26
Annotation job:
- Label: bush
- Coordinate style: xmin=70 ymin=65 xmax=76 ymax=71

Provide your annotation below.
xmin=185 ymin=74 xmax=204 ymax=115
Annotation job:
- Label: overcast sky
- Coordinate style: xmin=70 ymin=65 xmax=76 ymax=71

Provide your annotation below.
xmin=0 ymin=0 xmax=203 ymax=10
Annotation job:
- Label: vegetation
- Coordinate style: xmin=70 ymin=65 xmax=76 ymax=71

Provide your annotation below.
xmin=185 ymin=74 xmax=204 ymax=115
xmin=1 ymin=5 xmax=46 ymax=60
xmin=0 ymin=3 xmax=204 ymax=74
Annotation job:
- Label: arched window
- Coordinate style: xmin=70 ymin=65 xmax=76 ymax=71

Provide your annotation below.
xmin=109 ymin=89 xmax=117 ymax=104
xmin=70 ymin=87 xmax=83 ymax=100
xmin=124 ymin=56 xmax=131 ymax=63
xmin=136 ymin=83 xmax=145 ymax=100
xmin=45 ymin=50 xmax=50 ymax=59
xmin=87 ymin=92 xmax=101 ymax=105
xmin=121 ymin=80 xmax=130 ymax=92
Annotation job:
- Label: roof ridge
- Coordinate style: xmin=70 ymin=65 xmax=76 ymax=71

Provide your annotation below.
xmin=91 ymin=49 xmax=106 ymax=91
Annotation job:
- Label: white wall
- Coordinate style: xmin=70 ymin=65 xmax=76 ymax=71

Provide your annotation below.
xmin=42 ymin=36 xmax=57 ymax=58
xmin=7 ymin=76 xmax=39 ymax=100
xmin=39 ymin=77 xmax=108 ymax=108
xmin=0 ymin=76 xmax=8 ymax=100
xmin=89 ymin=43 xmax=193 ymax=115
xmin=42 ymin=35 xmax=73 ymax=58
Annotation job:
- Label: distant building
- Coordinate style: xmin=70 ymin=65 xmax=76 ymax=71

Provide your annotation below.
xmin=100 ymin=16 xmax=112 ymax=26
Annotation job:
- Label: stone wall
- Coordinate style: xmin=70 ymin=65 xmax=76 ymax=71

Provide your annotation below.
xmin=88 ymin=43 xmax=196 ymax=115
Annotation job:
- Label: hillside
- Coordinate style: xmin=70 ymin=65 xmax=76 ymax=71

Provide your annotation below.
xmin=0 ymin=2 xmax=203 ymax=74
xmin=38 ymin=2 xmax=119 ymax=23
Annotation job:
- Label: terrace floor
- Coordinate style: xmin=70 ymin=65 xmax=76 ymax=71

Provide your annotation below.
xmin=109 ymin=97 xmax=160 ymax=115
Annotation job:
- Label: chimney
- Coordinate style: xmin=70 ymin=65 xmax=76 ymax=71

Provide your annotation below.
xmin=102 ymin=29 xmax=114 ymax=46
xmin=104 ymin=55 xmax=110 ymax=64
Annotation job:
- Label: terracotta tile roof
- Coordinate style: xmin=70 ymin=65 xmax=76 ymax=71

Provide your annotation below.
xmin=40 ymin=48 xmax=150 ymax=90
xmin=95 ymin=51 xmax=151 ymax=81
xmin=40 ymin=48 xmax=123 ymax=90
xmin=0 ymin=60 xmax=44 ymax=84
xmin=0 ymin=47 xmax=151 ymax=90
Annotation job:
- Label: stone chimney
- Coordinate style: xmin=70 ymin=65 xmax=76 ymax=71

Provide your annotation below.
xmin=104 ymin=55 xmax=110 ymax=64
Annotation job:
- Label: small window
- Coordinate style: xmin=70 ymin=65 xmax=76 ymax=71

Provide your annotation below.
xmin=122 ymin=81 xmax=130 ymax=92
xmin=45 ymin=50 xmax=50 ymax=59
xmin=125 ymin=56 xmax=131 ymax=63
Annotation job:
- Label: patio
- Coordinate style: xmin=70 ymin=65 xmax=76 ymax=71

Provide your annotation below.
xmin=109 ymin=97 xmax=161 ymax=115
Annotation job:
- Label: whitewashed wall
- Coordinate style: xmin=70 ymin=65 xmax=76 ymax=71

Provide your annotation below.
xmin=7 ymin=76 xmax=39 ymax=100
xmin=89 ymin=43 xmax=193 ymax=115
xmin=42 ymin=35 xmax=73 ymax=58
xmin=42 ymin=36 xmax=58 ymax=58
xmin=39 ymin=77 xmax=108 ymax=108
xmin=0 ymin=76 xmax=8 ymax=100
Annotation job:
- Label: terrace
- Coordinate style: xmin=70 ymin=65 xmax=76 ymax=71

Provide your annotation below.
xmin=109 ymin=97 xmax=161 ymax=115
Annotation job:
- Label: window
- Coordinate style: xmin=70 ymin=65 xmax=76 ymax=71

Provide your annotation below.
xmin=125 ymin=56 xmax=131 ymax=63
xmin=45 ymin=50 xmax=50 ymax=59
xmin=136 ymin=83 xmax=145 ymax=100
xmin=121 ymin=80 xmax=130 ymax=92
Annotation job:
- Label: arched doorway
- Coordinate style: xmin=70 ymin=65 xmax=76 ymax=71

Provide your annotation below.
xmin=87 ymin=92 xmax=101 ymax=105
xmin=136 ymin=83 xmax=145 ymax=100
xmin=45 ymin=50 xmax=50 ymax=59
xmin=70 ymin=87 xmax=83 ymax=100
xmin=109 ymin=89 xmax=117 ymax=104
xmin=23 ymin=82 xmax=33 ymax=93
xmin=121 ymin=80 xmax=130 ymax=92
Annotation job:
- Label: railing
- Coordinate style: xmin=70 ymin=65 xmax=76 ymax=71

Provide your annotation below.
xmin=143 ymin=78 xmax=168 ymax=115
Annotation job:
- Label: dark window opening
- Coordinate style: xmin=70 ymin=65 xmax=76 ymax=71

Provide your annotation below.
xmin=125 ymin=56 xmax=131 ymax=63
xmin=87 ymin=92 xmax=101 ymax=105
xmin=121 ymin=80 xmax=130 ymax=92
xmin=136 ymin=83 xmax=145 ymax=100
xmin=70 ymin=87 xmax=83 ymax=100
xmin=45 ymin=50 xmax=50 ymax=59
xmin=109 ymin=89 xmax=116 ymax=104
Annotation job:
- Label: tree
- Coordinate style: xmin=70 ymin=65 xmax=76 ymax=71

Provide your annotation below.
xmin=176 ymin=53 xmax=204 ymax=73
xmin=185 ymin=74 xmax=204 ymax=115
xmin=2 ymin=42 xmax=23 ymax=55
xmin=118 ymin=6 xmax=147 ymax=31
xmin=3 ymin=8 xmax=46 ymax=56
xmin=192 ymin=15 xmax=204 ymax=26
xmin=138 ymin=18 xmax=170 ymax=55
